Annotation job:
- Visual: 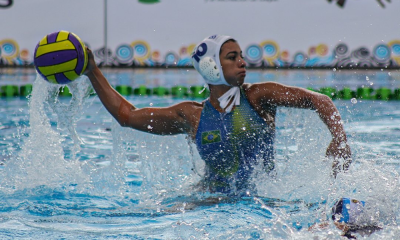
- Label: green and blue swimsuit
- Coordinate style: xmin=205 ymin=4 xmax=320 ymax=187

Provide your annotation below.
xmin=195 ymin=88 xmax=275 ymax=194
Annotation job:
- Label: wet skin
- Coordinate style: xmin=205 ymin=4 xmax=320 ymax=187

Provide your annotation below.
xmin=84 ymin=39 xmax=351 ymax=175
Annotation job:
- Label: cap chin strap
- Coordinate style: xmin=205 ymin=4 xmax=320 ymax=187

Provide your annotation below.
xmin=218 ymin=86 xmax=240 ymax=113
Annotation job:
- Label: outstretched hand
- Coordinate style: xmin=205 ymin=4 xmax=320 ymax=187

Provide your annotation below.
xmin=326 ymin=140 xmax=351 ymax=159
xmin=84 ymin=47 xmax=97 ymax=75
xmin=326 ymin=140 xmax=352 ymax=178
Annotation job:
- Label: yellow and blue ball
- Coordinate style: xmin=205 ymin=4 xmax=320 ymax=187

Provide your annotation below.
xmin=34 ymin=30 xmax=88 ymax=84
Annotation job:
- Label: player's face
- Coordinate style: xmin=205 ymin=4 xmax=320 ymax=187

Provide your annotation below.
xmin=219 ymin=41 xmax=247 ymax=87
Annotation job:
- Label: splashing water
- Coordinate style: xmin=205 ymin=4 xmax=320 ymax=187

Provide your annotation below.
xmin=0 ymin=76 xmax=88 ymax=194
xmin=0 ymin=72 xmax=400 ymax=239
xmin=0 ymin=75 xmax=129 ymax=196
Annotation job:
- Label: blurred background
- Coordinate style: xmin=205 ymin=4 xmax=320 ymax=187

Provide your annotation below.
xmin=0 ymin=0 xmax=399 ymax=69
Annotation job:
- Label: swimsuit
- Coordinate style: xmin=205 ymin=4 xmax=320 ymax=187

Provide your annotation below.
xmin=195 ymin=88 xmax=275 ymax=194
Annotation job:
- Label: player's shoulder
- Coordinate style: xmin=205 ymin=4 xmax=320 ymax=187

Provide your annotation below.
xmin=243 ymin=82 xmax=285 ymax=91
xmin=172 ymin=100 xmax=204 ymax=116
xmin=175 ymin=100 xmax=204 ymax=108
xmin=243 ymin=82 xmax=285 ymax=98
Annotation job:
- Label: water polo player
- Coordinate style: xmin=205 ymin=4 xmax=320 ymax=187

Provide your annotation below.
xmin=309 ymin=198 xmax=382 ymax=239
xmin=84 ymin=35 xmax=352 ymax=195
xmin=332 ymin=198 xmax=382 ymax=239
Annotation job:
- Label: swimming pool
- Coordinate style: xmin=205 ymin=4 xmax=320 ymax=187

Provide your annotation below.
xmin=0 ymin=69 xmax=400 ymax=239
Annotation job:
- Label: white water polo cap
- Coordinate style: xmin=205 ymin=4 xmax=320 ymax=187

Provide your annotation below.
xmin=192 ymin=35 xmax=234 ymax=86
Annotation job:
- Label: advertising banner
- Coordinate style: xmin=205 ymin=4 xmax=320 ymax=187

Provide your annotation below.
xmin=0 ymin=0 xmax=399 ymax=68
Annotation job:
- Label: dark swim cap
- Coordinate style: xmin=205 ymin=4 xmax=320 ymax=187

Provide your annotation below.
xmin=332 ymin=198 xmax=365 ymax=224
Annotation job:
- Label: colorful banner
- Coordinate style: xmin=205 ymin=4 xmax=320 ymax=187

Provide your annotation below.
xmin=0 ymin=0 xmax=399 ymax=68
xmin=1 ymin=37 xmax=400 ymax=68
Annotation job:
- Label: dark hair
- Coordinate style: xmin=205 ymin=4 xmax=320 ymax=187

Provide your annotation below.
xmin=219 ymin=39 xmax=237 ymax=55
xmin=331 ymin=198 xmax=343 ymax=221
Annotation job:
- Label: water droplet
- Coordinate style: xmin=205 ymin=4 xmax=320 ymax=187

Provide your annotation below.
xmin=388 ymin=72 xmax=391 ymax=76
xmin=333 ymin=68 xmax=336 ymax=72
xmin=150 ymin=112 xmax=154 ymax=115
xmin=149 ymin=103 xmax=153 ymax=106
xmin=366 ymin=76 xmax=369 ymax=81
xmin=242 ymin=127 xmax=246 ymax=131
xmin=370 ymin=82 xmax=374 ymax=86
xmin=147 ymin=125 xmax=153 ymax=129
xmin=351 ymin=98 xmax=357 ymax=104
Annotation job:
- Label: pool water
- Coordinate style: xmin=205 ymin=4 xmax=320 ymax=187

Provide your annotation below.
xmin=0 ymin=70 xmax=400 ymax=239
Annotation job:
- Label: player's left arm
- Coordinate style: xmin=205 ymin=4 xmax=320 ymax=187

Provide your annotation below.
xmin=248 ymin=82 xmax=351 ymax=171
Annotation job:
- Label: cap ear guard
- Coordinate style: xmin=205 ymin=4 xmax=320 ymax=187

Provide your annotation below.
xmin=199 ymin=57 xmax=220 ymax=83
xmin=192 ymin=35 xmax=234 ymax=86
